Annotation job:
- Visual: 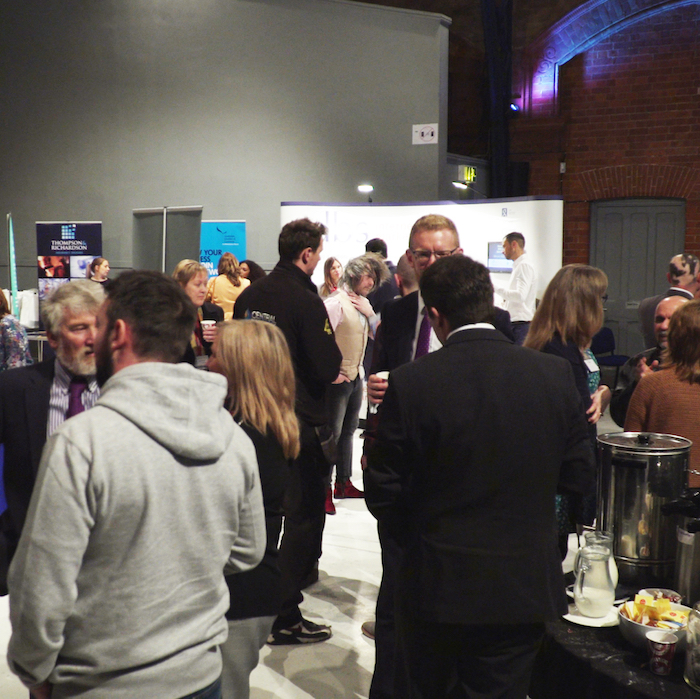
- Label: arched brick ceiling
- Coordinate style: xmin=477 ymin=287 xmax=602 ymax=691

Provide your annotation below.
xmin=518 ymin=0 xmax=700 ymax=115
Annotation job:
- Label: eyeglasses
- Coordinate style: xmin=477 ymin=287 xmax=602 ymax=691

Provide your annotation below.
xmin=410 ymin=247 xmax=459 ymax=263
xmin=601 ymin=295 xmax=609 ymax=302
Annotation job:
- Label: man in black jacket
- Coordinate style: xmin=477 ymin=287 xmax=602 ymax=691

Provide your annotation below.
xmin=365 ymin=255 xmax=594 ymax=697
xmin=362 ymin=214 xmax=511 ymax=698
xmin=234 ymin=218 xmax=342 ymax=644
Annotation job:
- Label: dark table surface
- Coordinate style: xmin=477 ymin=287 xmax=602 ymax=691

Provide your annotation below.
xmin=530 ymin=617 xmax=699 ymax=698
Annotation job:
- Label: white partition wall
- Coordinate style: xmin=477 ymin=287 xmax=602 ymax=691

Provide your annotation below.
xmin=281 ymin=197 xmax=564 ymax=297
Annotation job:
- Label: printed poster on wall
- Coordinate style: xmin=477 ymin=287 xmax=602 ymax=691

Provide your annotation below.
xmin=36 ymin=221 xmax=103 ymax=303
xmin=200 ymin=220 xmax=246 ymax=279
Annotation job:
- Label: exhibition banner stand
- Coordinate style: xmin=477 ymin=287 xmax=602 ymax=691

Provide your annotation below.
xmin=200 ymin=221 xmax=246 ymax=278
xmin=36 ymin=221 xmax=102 ymax=302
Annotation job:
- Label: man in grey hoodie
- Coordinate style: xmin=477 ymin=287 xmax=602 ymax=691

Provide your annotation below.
xmin=7 ymin=271 xmax=266 ymax=699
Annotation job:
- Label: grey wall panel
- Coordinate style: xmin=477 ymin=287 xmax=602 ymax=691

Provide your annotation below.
xmin=0 ymin=0 xmax=449 ymax=287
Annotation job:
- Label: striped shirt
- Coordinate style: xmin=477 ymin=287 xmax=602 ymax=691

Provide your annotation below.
xmin=47 ymin=359 xmax=100 ymax=438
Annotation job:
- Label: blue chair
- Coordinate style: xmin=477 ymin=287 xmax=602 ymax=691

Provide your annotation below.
xmin=590 ymin=327 xmax=629 ymax=388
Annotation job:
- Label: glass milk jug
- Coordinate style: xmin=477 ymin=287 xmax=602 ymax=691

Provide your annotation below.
xmin=578 ymin=530 xmax=619 ymax=589
xmin=573 ymin=544 xmax=615 ymax=618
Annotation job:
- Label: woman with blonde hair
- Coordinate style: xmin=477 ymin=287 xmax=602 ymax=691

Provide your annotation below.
xmin=207 ymin=320 xmax=298 ymax=699
xmin=524 ymin=264 xmax=610 ymax=552
xmin=319 ymin=257 xmax=342 ymax=298
xmin=626 ymin=300 xmax=700 ymax=487
xmin=172 ymin=259 xmax=224 ymax=367
xmin=205 ymin=252 xmax=251 ymax=320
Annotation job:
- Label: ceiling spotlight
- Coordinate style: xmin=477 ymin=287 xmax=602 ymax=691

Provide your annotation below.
xmin=358 ymin=183 xmax=374 ymax=203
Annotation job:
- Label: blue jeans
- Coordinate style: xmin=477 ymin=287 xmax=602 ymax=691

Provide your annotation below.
xmin=179 ymin=677 xmax=221 ymax=699
xmin=326 ymin=376 xmax=363 ymax=483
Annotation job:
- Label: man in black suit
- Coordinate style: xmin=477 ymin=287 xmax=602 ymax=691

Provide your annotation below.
xmin=362 ymin=214 xmax=512 ymax=699
xmin=365 ymin=255 xmax=595 ymax=698
xmin=638 ymin=253 xmax=698 ymax=348
xmin=0 ymin=280 xmax=104 ymax=593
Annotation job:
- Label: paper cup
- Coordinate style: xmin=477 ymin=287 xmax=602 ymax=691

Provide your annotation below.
xmin=200 ymin=320 xmax=216 ymax=330
xmin=647 ymin=630 xmax=678 ymax=676
xmin=375 ymin=371 xmax=390 ymax=381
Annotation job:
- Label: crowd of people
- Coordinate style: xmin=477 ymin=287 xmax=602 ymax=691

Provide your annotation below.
xmin=2 ymin=221 xmax=700 ymax=699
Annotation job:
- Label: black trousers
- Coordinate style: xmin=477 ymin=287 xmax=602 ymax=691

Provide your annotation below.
xmin=274 ymin=424 xmax=330 ymax=627
xmin=369 ymin=523 xmax=404 ymax=699
xmin=397 ymin=614 xmax=544 ymax=699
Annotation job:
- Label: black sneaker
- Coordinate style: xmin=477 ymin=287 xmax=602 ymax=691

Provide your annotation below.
xmin=267 ymin=617 xmax=332 ymax=645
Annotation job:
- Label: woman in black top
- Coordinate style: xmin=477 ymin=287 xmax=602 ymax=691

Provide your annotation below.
xmin=524 ymin=264 xmax=611 ymax=555
xmin=207 ymin=320 xmax=298 ymax=699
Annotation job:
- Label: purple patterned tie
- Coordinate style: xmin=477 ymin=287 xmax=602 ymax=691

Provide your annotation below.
xmin=415 ymin=310 xmax=431 ymax=359
xmin=67 ymin=378 xmax=88 ymax=418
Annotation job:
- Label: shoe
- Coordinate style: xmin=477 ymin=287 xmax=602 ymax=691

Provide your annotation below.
xmin=267 ymin=618 xmax=332 ymax=645
xmin=361 ymin=620 xmax=376 ymax=640
xmin=335 ymin=480 xmax=364 ymax=499
xmin=325 ymin=486 xmax=336 ymax=515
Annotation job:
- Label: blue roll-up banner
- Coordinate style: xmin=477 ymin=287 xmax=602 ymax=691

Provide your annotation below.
xmin=200 ymin=221 xmax=246 ymax=279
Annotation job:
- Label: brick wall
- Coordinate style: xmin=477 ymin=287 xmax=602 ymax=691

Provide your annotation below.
xmin=511 ymin=3 xmax=700 ymax=265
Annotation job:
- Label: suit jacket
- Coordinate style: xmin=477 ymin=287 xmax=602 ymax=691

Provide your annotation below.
xmin=639 ymin=287 xmax=692 ymax=349
xmin=0 ymin=360 xmax=55 ymax=591
xmin=371 ymin=290 xmax=515 ymax=375
xmin=365 ymin=328 xmax=595 ymax=625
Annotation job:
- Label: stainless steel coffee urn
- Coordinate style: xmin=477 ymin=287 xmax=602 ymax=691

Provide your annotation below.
xmin=662 ymin=490 xmax=700 ymax=606
xmin=597 ymin=432 xmax=691 ymax=587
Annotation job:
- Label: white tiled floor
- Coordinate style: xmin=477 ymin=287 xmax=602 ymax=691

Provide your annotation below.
xmin=0 ymin=410 xmax=623 ymax=698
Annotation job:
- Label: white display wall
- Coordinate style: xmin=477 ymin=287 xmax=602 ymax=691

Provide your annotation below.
xmin=281 ymin=197 xmax=564 ymax=298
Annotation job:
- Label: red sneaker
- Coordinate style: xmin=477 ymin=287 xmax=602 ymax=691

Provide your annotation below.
xmin=342 ymin=480 xmax=364 ymax=499
xmin=325 ymin=486 xmax=336 ymax=515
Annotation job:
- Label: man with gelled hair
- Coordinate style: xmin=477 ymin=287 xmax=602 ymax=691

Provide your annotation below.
xmin=365 ymin=255 xmax=594 ymax=697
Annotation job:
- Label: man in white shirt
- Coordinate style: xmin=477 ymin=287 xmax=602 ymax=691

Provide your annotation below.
xmin=493 ymin=232 xmax=537 ymax=345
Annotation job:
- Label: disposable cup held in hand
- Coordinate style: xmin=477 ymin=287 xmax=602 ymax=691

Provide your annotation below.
xmin=369 ymin=371 xmax=390 ymax=414
xmin=647 ymin=630 xmax=678 ymax=676
xmin=200 ymin=320 xmax=216 ymax=330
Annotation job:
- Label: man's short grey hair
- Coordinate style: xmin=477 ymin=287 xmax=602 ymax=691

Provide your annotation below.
xmin=41 ymin=280 xmax=105 ymax=335
xmin=341 ymin=253 xmax=391 ymax=291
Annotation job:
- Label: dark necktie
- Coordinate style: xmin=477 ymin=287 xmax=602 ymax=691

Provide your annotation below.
xmin=415 ymin=309 xmax=431 ymax=359
xmin=67 ymin=378 xmax=88 ymax=418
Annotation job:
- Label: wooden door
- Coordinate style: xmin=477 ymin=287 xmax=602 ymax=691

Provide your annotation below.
xmin=590 ymin=199 xmax=685 ymax=356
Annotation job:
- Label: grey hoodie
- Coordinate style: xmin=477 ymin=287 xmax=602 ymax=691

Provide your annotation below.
xmin=7 ymin=362 xmax=265 ymax=698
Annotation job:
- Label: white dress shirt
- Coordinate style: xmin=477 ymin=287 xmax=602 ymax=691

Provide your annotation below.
xmin=493 ymin=252 xmax=537 ymax=322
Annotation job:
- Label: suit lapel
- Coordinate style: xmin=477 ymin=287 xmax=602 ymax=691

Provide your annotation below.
xmin=398 ymin=291 xmax=419 ymax=365
xmin=25 ymin=362 xmax=54 ymax=477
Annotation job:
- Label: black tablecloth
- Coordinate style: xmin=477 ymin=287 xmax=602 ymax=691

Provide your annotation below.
xmin=530 ymin=618 xmax=699 ymax=698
